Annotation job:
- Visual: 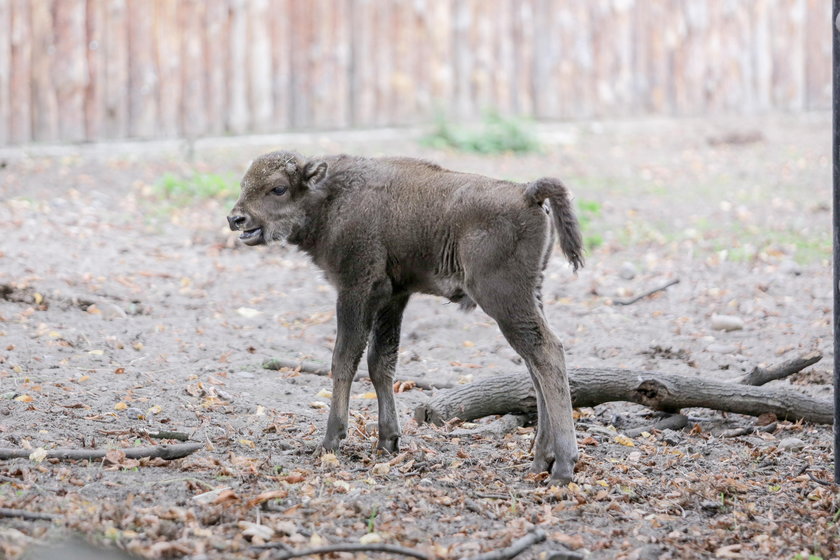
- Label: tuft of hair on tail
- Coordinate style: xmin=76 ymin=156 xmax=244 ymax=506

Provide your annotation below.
xmin=525 ymin=177 xmax=585 ymax=271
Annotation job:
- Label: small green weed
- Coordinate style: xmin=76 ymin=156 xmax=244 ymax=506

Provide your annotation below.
xmin=423 ymin=110 xmax=540 ymax=155
xmin=576 ymin=199 xmax=603 ymax=250
xmin=367 ymin=504 xmax=379 ymax=533
xmin=155 ymin=171 xmax=238 ymax=203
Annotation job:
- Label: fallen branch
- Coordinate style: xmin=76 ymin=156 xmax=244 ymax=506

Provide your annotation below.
xmin=253 ymin=542 xmax=431 ymax=560
xmin=737 ymin=350 xmax=822 ymax=386
xmin=0 ymin=507 xmax=60 ymax=521
xmin=0 ymin=442 xmax=202 ymax=461
xmin=464 ymin=529 xmax=546 ymax=560
xmin=613 ymin=278 xmax=680 ymax=306
xmin=414 ymin=353 xmax=832 ymax=427
xmin=262 ymin=358 xmax=453 ymax=390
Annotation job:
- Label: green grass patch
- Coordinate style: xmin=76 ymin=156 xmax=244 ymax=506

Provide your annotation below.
xmin=576 ymin=199 xmax=604 ymax=250
xmin=423 ymin=110 xmax=541 ymax=155
xmin=154 ymin=171 xmax=239 ymax=204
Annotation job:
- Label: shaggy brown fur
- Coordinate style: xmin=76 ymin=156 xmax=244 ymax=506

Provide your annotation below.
xmin=228 ymin=152 xmax=584 ymax=482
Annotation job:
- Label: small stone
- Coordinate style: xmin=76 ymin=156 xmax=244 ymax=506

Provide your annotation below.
xmin=97 ymin=302 xmax=127 ymax=320
xmin=193 ymin=486 xmax=233 ymax=504
xmin=778 ymin=437 xmax=805 ymax=452
xmin=239 ymin=521 xmax=274 ymax=541
xmin=710 ymin=314 xmax=744 ymax=332
xmin=124 ymin=407 xmax=144 ymax=420
xmin=234 ymin=371 xmax=255 ymax=379
xmin=706 ymin=343 xmax=739 ymax=354
xmin=619 ymin=261 xmax=637 ymax=280
xmin=778 ymin=260 xmax=802 ymax=276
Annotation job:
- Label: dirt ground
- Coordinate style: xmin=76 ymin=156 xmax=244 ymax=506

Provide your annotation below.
xmin=0 ymin=114 xmax=836 ymax=560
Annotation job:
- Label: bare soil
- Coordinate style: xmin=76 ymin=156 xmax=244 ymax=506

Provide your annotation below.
xmin=0 ymin=115 xmax=836 ymax=560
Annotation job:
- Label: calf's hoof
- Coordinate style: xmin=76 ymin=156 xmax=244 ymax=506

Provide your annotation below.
xmin=376 ymin=435 xmax=400 ymax=454
xmin=315 ymin=436 xmax=342 ymax=455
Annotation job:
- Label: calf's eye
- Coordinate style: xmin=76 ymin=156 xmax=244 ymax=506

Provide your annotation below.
xmin=271 ymin=186 xmax=288 ymax=196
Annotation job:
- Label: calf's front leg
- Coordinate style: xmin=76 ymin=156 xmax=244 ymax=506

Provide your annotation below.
xmin=321 ymin=289 xmax=378 ymax=452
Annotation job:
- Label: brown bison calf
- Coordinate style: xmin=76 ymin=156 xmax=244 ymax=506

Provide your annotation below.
xmin=228 ymin=152 xmax=584 ymax=482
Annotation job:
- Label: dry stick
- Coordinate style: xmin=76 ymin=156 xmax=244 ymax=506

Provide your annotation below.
xmin=737 ymin=350 xmax=823 ymax=386
xmin=253 ymin=542 xmax=432 ymax=560
xmin=464 ymin=529 xmax=547 ymax=560
xmin=0 ymin=442 xmax=202 ymax=461
xmin=262 ymin=358 xmax=453 ymax=390
xmin=0 ymin=507 xmax=59 ymax=521
xmin=613 ymin=278 xmax=680 ymax=306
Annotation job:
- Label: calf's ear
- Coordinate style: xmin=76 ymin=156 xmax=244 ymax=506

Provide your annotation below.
xmin=303 ymin=161 xmax=328 ymax=189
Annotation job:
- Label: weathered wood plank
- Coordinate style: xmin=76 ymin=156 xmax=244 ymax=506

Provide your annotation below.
xmin=0 ymin=0 xmax=10 ymax=145
xmin=53 ymin=0 xmax=88 ymax=142
xmin=267 ymin=0 xmax=291 ymax=130
xmin=247 ymin=0 xmax=272 ymax=132
xmin=30 ymin=0 xmax=59 ymax=141
xmin=127 ymin=0 xmax=157 ymax=137
xmin=84 ymin=0 xmax=105 ymax=140
xmin=8 ymin=0 xmax=30 ymax=143
xmin=154 ymin=0 xmax=180 ymax=137
xmin=179 ymin=0 xmax=207 ymax=137
xmin=203 ymin=0 xmax=230 ymax=136
xmin=804 ymin=0 xmax=831 ymax=110
xmin=102 ymin=0 xmax=129 ymax=138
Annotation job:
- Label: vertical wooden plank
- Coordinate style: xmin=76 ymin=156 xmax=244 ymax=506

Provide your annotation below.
xmin=180 ymin=0 xmax=207 ymax=137
xmin=451 ymin=0 xmax=472 ymax=119
xmin=84 ymin=0 xmax=105 ymax=140
xmin=247 ymin=0 xmax=272 ymax=132
xmin=9 ymin=0 xmax=30 ymax=143
xmin=490 ymin=0 xmax=513 ymax=115
xmin=469 ymin=0 xmax=495 ymax=114
xmin=30 ymin=0 xmax=59 ymax=141
xmin=204 ymin=0 xmax=229 ymax=135
xmin=371 ymin=0 xmax=393 ymax=125
xmin=769 ymin=0 xmax=806 ymax=110
xmin=349 ymin=0 xmax=376 ymax=126
xmin=154 ymin=0 xmax=180 ymax=137
xmin=804 ymin=0 xmax=831 ymax=109
xmin=103 ymin=0 xmax=128 ymax=138
xmin=511 ymin=0 xmax=535 ymax=116
xmin=287 ymin=0 xmax=309 ymax=127
xmin=127 ymin=0 xmax=157 ymax=137
xmin=53 ymin=0 xmax=87 ymax=141
xmin=420 ymin=0 xmax=453 ymax=120
xmin=268 ymin=0 xmax=290 ymax=130
xmin=227 ymin=0 xmax=249 ymax=132
xmin=387 ymin=0 xmax=413 ymax=125
xmin=0 ymin=0 xmax=10 ymax=145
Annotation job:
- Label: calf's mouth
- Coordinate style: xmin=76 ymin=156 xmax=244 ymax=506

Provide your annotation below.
xmin=239 ymin=227 xmax=264 ymax=245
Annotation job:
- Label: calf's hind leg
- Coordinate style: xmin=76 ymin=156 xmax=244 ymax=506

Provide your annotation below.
xmin=367 ymin=293 xmax=410 ymax=453
xmin=468 ymin=272 xmax=578 ymax=482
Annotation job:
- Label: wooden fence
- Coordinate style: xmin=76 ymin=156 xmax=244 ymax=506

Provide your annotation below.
xmin=0 ymin=0 xmax=832 ymax=146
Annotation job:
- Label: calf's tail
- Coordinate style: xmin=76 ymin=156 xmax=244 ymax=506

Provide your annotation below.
xmin=524 ymin=177 xmax=584 ymax=271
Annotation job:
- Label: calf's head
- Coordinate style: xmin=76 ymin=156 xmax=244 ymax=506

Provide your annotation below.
xmin=227 ymin=151 xmax=327 ymax=246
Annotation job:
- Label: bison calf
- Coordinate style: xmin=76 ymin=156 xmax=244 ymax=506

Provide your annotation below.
xmin=228 ymin=152 xmax=584 ymax=482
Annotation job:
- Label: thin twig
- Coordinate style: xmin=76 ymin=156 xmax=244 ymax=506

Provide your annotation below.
xmin=0 ymin=442 xmax=202 ymax=461
xmin=0 ymin=507 xmax=60 ymax=521
xmin=464 ymin=529 xmax=547 ymax=560
xmin=613 ymin=278 xmax=680 ymax=306
xmin=253 ymin=542 xmax=431 ymax=560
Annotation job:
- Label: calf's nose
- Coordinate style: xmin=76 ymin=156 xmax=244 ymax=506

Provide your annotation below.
xmin=227 ymin=215 xmax=246 ymax=231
